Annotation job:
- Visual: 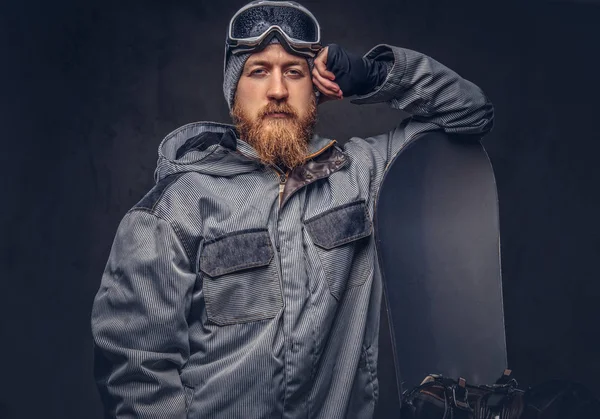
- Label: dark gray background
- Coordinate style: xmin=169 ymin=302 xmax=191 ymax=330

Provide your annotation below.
xmin=1 ymin=0 xmax=599 ymax=418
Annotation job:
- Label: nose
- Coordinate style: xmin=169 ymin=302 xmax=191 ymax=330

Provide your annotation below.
xmin=266 ymin=72 xmax=289 ymax=101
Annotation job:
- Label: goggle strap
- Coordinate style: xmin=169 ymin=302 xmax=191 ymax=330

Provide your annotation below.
xmin=228 ymin=29 xmax=321 ymax=58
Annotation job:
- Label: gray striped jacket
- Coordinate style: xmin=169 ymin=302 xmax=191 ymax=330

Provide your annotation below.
xmin=91 ymin=44 xmax=494 ymax=419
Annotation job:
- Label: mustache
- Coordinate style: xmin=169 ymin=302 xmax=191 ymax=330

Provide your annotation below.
xmin=258 ymin=103 xmax=298 ymax=119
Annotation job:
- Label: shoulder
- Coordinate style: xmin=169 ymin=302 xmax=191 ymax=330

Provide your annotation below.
xmin=132 ymin=172 xmax=188 ymax=213
xmin=131 ymin=171 xmax=207 ymax=226
xmin=127 ymin=171 xmax=204 ymax=261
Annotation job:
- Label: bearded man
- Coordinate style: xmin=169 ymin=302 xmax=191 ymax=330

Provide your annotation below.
xmin=91 ymin=1 xmax=495 ymax=418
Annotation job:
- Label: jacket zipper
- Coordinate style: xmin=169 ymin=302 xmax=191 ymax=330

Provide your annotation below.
xmin=272 ymin=169 xmax=287 ymax=253
xmin=278 ymin=172 xmax=287 ymax=208
xmin=273 ymin=171 xmax=285 ymax=327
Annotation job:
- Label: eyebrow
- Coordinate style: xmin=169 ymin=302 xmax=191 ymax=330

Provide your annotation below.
xmin=246 ymin=59 xmax=306 ymax=68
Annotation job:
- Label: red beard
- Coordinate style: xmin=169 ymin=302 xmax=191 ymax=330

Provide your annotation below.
xmin=231 ymin=98 xmax=317 ymax=169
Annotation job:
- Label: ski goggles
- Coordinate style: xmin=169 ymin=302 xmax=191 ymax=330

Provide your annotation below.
xmin=226 ymin=1 xmax=322 ymax=58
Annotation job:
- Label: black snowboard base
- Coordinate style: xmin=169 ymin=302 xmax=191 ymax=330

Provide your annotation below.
xmin=374 ymin=130 xmax=507 ymax=416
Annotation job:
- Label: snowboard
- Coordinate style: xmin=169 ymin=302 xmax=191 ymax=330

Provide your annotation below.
xmin=374 ymin=130 xmax=508 ymax=407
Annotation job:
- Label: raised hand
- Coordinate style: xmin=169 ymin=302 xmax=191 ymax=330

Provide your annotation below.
xmin=312 ymin=47 xmax=343 ymax=104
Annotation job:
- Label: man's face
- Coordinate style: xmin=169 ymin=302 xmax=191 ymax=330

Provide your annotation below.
xmin=231 ymin=43 xmax=317 ymax=169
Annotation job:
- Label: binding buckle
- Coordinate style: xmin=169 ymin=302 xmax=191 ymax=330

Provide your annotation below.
xmin=452 ymin=377 xmax=470 ymax=410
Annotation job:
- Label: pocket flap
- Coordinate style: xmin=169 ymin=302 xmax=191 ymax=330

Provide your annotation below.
xmin=304 ymin=200 xmax=373 ymax=250
xmin=200 ymin=229 xmax=274 ymax=277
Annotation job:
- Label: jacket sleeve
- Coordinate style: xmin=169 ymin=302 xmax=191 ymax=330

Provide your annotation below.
xmin=91 ymin=209 xmax=196 ymax=419
xmin=347 ymin=44 xmax=495 ymax=172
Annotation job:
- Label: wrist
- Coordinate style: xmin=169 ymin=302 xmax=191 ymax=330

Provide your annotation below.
xmin=326 ymin=44 xmax=389 ymax=97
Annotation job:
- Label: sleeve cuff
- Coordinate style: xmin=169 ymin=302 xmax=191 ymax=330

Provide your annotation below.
xmin=350 ymin=44 xmax=407 ymax=105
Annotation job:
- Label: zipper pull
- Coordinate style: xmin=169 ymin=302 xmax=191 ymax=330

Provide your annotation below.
xmin=278 ymin=173 xmax=287 ymax=206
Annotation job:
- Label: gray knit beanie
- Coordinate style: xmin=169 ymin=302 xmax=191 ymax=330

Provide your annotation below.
xmin=223 ymin=38 xmax=315 ymax=110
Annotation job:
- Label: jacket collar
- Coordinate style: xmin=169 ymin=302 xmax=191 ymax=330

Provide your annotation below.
xmin=155 ymin=121 xmax=347 ymax=186
xmin=281 ymin=142 xmax=348 ymax=208
xmin=235 ymin=132 xmax=336 ymax=164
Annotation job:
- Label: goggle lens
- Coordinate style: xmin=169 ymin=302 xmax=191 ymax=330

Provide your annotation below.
xmin=230 ymin=4 xmax=319 ymax=43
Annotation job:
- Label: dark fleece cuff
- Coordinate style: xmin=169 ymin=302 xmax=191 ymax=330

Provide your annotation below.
xmin=326 ymin=43 xmax=389 ymax=97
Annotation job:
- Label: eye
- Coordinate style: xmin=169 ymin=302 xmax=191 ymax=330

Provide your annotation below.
xmin=286 ymin=68 xmax=304 ymax=78
xmin=249 ymin=68 xmax=267 ymax=76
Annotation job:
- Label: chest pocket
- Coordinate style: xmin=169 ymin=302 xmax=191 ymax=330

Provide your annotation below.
xmin=304 ymin=200 xmax=374 ymax=300
xmin=199 ymin=229 xmax=283 ymax=325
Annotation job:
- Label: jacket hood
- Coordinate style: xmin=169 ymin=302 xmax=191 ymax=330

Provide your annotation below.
xmin=154 ymin=121 xmax=334 ymax=182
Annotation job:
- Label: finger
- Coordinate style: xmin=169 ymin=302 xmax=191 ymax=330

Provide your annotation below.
xmin=314 ymin=48 xmax=335 ymax=80
xmin=312 ymin=76 xmax=335 ymax=96
xmin=312 ymin=72 xmax=340 ymax=94
xmin=313 ymin=75 xmax=342 ymax=99
xmin=312 ymin=68 xmax=340 ymax=93
xmin=315 ymin=46 xmax=328 ymax=65
xmin=312 ymin=75 xmax=340 ymax=97
xmin=317 ymin=46 xmax=328 ymax=59
xmin=315 ymin=61 xmax=335 ymax=80
xmin=312 ymin=76 xmax=331 ymax=95
xmin=313 ymin=58 xmax=336 ymax=81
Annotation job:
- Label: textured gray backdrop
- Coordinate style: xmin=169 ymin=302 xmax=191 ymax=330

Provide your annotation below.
xmin=1 ymin=0 xmax=599 ymax=418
